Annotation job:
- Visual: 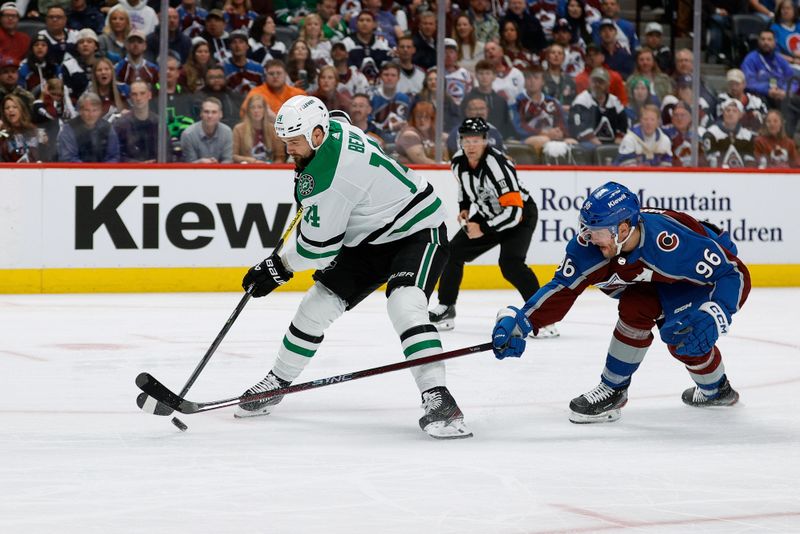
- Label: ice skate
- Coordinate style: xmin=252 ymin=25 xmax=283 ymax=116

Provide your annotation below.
xmin=234 ymin=372 xmax=291 ymax=418
xmin=530 ymin=323 xmax=560 ymax=339
xmin=419 ymin=386 xmax=473 ymax=439
xmin=682 ymin=376 xmax=739 ymax=407
xmin=428 ymin=304 xmax=456 ymax=331
xmin=569 ymin=382 xmax=628 ymax=424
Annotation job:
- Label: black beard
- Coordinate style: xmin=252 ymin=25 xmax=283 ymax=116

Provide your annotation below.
xmin=294 ymin=150 xmax=317 ymax=170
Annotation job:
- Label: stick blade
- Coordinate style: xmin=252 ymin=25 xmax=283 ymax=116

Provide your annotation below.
xmin=135 ymin=372 xmax=183 ymax=410
xmin=136 ymin=391 xmax=174 ymax=416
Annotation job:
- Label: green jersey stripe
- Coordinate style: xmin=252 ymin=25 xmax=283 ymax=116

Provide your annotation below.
xmin=416 ymin=243 xmax=435 ymax=289
xmin=296 ymin=241 xmax=341 ymax=259
xmin=362 ymin=183 xmax=434 ymax=244
xmin=389 ymin=197 xmax=442 ymax=236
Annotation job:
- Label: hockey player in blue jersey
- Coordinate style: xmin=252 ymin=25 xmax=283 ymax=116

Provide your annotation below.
xmin=491 ymin=182 xmax=751 ymax=423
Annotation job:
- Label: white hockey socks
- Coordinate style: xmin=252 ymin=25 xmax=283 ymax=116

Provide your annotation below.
xmin=272 ymin=283 xmax=345 ymax=382
xmin=387 ymin=286 xmax=445 ymax=392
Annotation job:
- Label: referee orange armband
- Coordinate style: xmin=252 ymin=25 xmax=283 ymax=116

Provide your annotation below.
xmin=498 ymin=191 xmax=523 ymax=208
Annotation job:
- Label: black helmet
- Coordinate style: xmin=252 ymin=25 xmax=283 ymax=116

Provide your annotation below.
xmin=458 ymin=117 xmax=490 ymax=136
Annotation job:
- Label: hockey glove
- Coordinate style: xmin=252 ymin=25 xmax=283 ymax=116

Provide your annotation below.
xmin=660 ymin=302 xmax=730 ymax=356
xmin=242 ymin=253 xmax=293 ymax=297
xmin=492 ymin=306 xmax=532 ymax=359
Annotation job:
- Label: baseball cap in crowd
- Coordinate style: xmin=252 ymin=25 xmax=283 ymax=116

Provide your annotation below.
xmin=599 ymin=18 xmax=616 ymax=29
xmin=32 ymin=33 xmax=49 ymax=45
xmin=331 ymin=41 xmax=347 ymax=52
xmin=229 ymin=28 xmax=249 ymax=41
xmin=726 ymin=69 xmax=746 ymax=84
xmin=76 ymin=28 xmax=99 ymax=43
xmin=206 ymin=9 xmax=225 ymax=20
xmin=553 ymin=18 xmax=572 ymax=33
xmin=645 ymin=22 xmax=663 ymax=35
xmin=127 ymin=29 xmax=147 ymax=41
xmin=720 ymin=98 xmax=744 ymax=112
xmin=0 ymin=2 xmax=19 ymax=14
xmin=590 ymin=67 xmax=609 ymax=82
xmin=0 ymin=55 xmax=19 ymax=69
xmin=444 ymin=37 xmax=457 ymax=49
xmin=676 ymin=74 xmax=693 ymax=88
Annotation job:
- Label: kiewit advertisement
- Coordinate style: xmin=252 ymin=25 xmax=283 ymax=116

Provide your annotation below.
xmin=0 ymin=166 xmax=794 ymax=292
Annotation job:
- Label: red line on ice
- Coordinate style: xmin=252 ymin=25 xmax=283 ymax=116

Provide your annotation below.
xmin=539 ymin=504 xmax=800 ymax=533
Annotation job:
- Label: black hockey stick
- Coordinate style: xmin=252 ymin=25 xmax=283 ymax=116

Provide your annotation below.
xmin=136 ymin=341 xmax=493 ymax=415
xmin=136 ymin=207 xmax=304 ymax=430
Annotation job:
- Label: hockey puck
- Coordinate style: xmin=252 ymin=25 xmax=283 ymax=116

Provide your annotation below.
xmin=171 ymin=417 xmax=188 ymax=432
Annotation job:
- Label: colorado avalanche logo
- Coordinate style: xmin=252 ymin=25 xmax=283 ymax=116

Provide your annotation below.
xmin=446 ymin=78 xmax=467 ymax=106
xmin=674 ymin=139 xmax=692 ymax=166
xmin=657 ymin=231 xmax=680 ymax=252
xmin=770 ymin=146 xmax=789 ymax=165
xmin=788 ymin=34 xmax=800 ymax=55
xmin=298 ymin=173 xmax=315 ymax=196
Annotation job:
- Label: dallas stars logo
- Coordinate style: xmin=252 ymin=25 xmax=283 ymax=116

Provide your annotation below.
xmin=298 ymin=173 xmax=315 ymax=196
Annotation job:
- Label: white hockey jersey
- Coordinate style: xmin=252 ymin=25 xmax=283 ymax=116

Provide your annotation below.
xmin=282 ymin=120 xmax=447 ymax=273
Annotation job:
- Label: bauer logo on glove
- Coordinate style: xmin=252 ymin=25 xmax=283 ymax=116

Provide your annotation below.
xmin=242 ymin=253 xmax=294 ymax=297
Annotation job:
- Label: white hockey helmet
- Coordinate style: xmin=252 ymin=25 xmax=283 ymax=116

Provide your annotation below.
xmin=274 ymin=95 xmax=330 ymax=150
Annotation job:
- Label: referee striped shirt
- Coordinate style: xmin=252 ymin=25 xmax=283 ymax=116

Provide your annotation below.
xmin=450 ymin=145 xmax=530 ymax=233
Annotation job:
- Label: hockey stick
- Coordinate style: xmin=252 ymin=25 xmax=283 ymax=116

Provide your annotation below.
xmin=136 ymin=207 xmax=304 ymax=431
xmin=136 ymin=341 xmax=493 ymax=415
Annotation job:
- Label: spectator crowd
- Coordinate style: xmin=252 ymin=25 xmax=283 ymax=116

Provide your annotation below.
xmin=0 ymin=0 xmax=799 ymax=167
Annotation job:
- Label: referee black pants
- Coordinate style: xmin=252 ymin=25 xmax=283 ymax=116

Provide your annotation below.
xmin=436 ymin=202 xmax=540 ymax=306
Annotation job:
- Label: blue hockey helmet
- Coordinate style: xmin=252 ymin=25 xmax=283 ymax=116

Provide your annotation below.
xmin=579 ymin=182 xmax=640 ymax=255
xmin=579 ymin=182 xmax=640 ymax=233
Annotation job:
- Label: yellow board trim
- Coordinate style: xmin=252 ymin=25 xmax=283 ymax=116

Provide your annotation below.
xmin=1 ymin=264 xmax=797 ymax=294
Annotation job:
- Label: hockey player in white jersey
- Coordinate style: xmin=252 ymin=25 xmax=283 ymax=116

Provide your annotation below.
xmin=236 ymin=95 xmax=472 ymax=439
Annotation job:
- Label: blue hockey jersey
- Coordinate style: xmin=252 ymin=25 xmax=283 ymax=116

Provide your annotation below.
xmin=521 ymin=209 xmax=751 ymax=330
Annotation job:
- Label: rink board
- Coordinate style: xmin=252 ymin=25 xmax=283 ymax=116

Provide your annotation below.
xmin=0 ymin=165 xmax=796 ymax=293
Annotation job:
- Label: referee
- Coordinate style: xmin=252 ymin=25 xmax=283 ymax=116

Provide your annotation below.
xmin=429 ymin=117 xmax=558 ymax=337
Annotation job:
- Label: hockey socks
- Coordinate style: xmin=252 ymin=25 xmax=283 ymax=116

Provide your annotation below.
xmin=600 ymin=319 xmax=652 ymax=389
xmin=388 ymin=286 xmax=446 ymax=392
xmin=272 ymin=283 xmax=345 ymax=383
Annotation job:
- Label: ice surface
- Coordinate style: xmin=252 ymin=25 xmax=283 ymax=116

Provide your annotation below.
xmin=1 ymin=289 xmax=798 ymax=533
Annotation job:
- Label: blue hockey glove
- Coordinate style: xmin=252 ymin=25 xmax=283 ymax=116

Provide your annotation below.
xmin=660 ymin=302 xmax=730 ymax=356
xmin=492 ymin=306 xmax=532 ymax=359
xmin=242 ymin=253 xmax=293 ymax=297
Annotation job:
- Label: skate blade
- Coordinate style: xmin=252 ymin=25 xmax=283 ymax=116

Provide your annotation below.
xmin=423 ymin=419 xmax=473 ymax=439
xmin=233 ymin=405 xmax=274 ymax=418
xmin=530 ymin=325 xmax=560 ymax=339
xmin=568 ymin=408 xmax=622 ymax=424
xmin=432 ymin=320 xmax=455 ymax=331
xmin=683 ymin=392 xmax=740 ymax=408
